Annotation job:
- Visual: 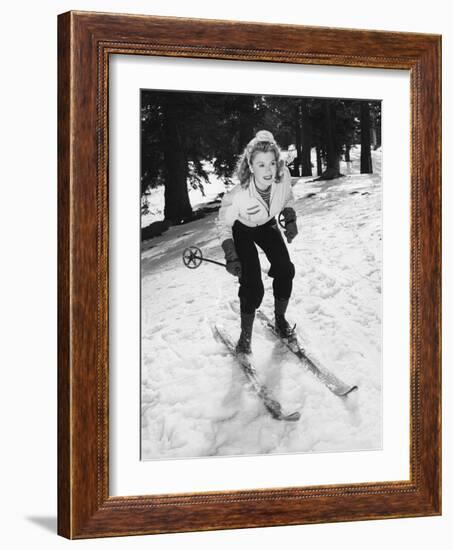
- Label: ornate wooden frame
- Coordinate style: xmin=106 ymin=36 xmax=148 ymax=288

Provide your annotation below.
xmin=58 ymin=11 xmax=441 ymax=539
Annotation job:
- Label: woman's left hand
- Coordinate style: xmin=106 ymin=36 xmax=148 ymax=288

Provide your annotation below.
xmin=281 ymin=207 xmax=298 ymax=243
xmin=284 ymin=221 xmax=298 ymax=243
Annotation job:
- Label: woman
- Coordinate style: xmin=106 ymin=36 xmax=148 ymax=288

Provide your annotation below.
xmin=217 ymin=130 xmax=298 ymax=354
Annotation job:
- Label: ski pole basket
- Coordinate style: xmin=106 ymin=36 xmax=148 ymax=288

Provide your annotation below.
xmin=182 ymin=246 xmax=226 ymax=269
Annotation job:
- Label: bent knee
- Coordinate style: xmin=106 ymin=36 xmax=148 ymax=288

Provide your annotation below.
xmin=269 ymin=261 xmax=295 ymax=281
xmin=239 ymin=282 xmax=264 ymax=311
xmin=286 ymin=261 xmax=295 ymax=280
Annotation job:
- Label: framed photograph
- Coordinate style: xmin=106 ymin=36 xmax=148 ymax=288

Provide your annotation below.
xmin=58 ymin=11 xmax=441 ymax=539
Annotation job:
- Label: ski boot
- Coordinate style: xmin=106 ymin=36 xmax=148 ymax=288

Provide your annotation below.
xmin=235 ymin=311 xmax=255 ymax=354
xmin=274 ymin=298 xmax=296 ymax=339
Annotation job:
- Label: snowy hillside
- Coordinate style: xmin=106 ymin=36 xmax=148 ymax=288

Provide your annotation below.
xmin=141 ymin=148 xmax=382 ymax=460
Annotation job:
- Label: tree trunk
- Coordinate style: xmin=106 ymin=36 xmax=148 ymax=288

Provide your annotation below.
xmin=300 ymin=99 xmax=312 ymax=177
xmin=292 ymin=103 xmax=302 ymax=177
xmin=375 ymin=118 xmax=382 ymax=149
xmin=238 ymin=95 xmax=255 ymax=153
xmin=345 ymin=144 xmax=351 ymax=162
xmin=316 ymin=147 xmax=323 ymax=176
xmin=360 ymin=101 xmax=373 ymax=173
xmin=318 ymin=100 xmax=342 ymax=180
xmin=162 ymin=100 xmax=193 ymax=223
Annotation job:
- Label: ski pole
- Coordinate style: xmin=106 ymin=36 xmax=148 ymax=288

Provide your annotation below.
xmin=183 ymin=245 xmax=271 ymax=276
xmin=182 ymin=246 xmax=226 ymax=269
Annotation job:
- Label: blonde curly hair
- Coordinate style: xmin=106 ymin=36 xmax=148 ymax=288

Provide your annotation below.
xmin=236 ymin=130 xmax=285 ymax=188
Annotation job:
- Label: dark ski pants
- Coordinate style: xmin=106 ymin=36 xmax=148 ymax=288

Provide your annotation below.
xmin=232 ymin=219 xmax=295 ymax=314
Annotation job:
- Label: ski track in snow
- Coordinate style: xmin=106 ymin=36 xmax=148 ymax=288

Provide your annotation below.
xmin=141 ymin=150 xmax=382 ymax=460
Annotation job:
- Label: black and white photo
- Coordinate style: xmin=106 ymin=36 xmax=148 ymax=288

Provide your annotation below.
xmin=140 ymin=89 xmax=382 ymax=460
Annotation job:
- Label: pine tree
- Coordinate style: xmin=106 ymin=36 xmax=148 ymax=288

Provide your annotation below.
xmin=360 ymin=100 xmax=373 ymax=174
xmin=300 ymin=99 xmax=313 ymax=176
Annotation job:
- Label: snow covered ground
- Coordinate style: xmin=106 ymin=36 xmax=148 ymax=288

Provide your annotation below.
xmin=141 ymin=148 xmax=382 ymax=460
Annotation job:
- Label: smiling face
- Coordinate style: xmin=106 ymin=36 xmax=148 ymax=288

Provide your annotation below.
xmin=250 ymin=151 xmax=277 ymax=189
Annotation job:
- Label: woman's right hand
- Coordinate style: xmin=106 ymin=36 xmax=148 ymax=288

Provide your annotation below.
xmin=221 ymin=239 xmax=242 ymax=278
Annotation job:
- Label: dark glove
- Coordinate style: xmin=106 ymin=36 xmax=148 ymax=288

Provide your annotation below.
xmin=281 ymin=207 xmax=297 ymax=224
xmin=221 ymin=239 xmax=242 ymax=278
xmin=281 ymin=207 xmax=298 ymax=243
xmin=284 ymin=221 xmax=298 ymax=243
